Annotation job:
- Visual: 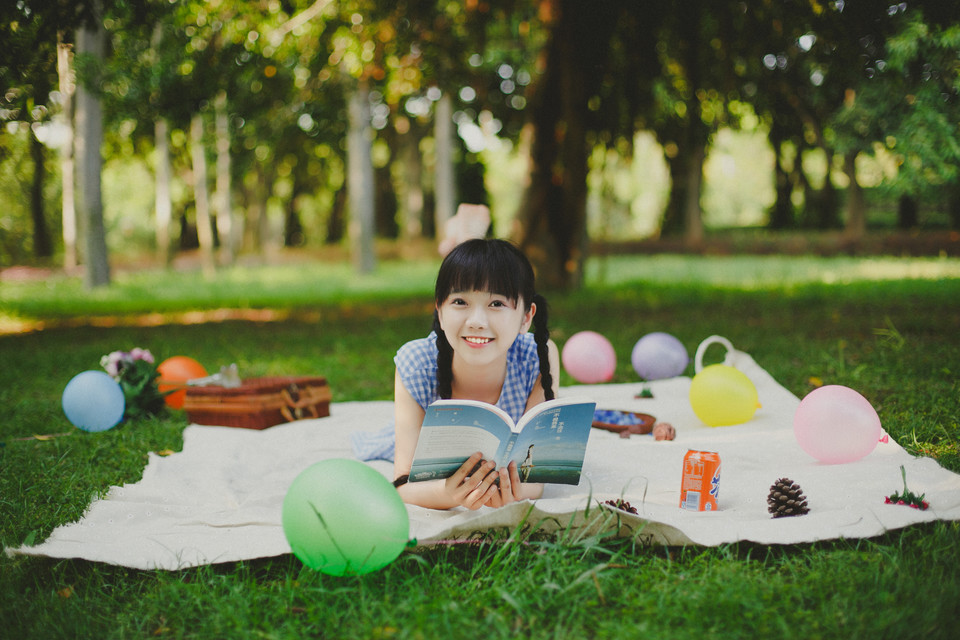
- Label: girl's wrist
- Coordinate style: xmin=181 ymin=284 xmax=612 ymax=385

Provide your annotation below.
xmin=518 ymin=482 xmax=544 ymax=500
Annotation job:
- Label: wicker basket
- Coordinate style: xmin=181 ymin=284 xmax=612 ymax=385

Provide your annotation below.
xmin=184 ymin=376 xmax=331 ymax=429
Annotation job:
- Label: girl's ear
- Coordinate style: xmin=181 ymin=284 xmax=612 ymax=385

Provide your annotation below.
xmin=521 ymin=301 xmax=536 ymax=333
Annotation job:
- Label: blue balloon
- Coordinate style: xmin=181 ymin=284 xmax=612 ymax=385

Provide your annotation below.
xmin=62 ymin=370 xmax=125 ymax=432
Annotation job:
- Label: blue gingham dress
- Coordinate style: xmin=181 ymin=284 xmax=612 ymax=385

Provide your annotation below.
xmin=395 ymin=331 xmax=541 ymax=423
xmin=350 ymin=331 xmax=542 ymax=461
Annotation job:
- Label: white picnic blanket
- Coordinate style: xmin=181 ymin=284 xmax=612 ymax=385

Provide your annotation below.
xmin=9 ymin=350 xmax=960 ymax=570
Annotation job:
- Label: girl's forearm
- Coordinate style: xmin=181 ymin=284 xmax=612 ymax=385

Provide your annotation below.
xmin=397 ymin=478 xmax=460 ymax=509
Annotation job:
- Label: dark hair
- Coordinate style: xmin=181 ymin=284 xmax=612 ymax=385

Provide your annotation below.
xmin=431 ymin=238 xmax=555 ymax=402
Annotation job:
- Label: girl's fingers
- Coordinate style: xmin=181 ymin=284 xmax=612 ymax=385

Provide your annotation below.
xmin=447 ymin=453 xmax=485 ymax=493
xmin=507 ymin=462 xmax=523 ymax=500
xmin=496 ymin=467 xmax=515 ymax=505
xmin=484 ymin=486 xmax=503 ymax=509
xmin=452 ymin=452 xmax=484 ymax=484
xmin=458 ymin=460 xmax=498 ymax=509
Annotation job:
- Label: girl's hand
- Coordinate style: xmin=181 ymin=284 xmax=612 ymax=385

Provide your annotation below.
xmin=483 ymin=461 xmax=530 ymax=508
xmin=444 ymin=452 xmax=500 ymax=510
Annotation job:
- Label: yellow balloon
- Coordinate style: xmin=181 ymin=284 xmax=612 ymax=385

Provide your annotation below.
xmin=689 ymin=364 xmax=760 ymax=427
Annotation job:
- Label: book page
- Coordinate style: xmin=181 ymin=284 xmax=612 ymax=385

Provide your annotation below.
xmin=510 ymin=399 xmax=596 ymax=485
xmin=409 ymin=401 xmax=513 ymax=481
xmin=411 ymin=425 xmax=502 ymax=461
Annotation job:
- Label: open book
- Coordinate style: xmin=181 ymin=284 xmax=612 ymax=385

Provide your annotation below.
xmin=409 ymin=397 xmax=597 ymax=485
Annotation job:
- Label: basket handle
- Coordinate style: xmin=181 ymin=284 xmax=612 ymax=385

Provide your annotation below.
xmin=694 ymin=335 xmax=736 ymax=373
xmin=281 ymin=383 xmax=321 ymax=422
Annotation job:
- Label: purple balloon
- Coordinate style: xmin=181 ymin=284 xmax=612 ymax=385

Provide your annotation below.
xmin=631 ymin=332 xmax=689 ymax=380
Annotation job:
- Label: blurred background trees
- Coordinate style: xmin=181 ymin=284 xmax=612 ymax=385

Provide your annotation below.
xmin=1 ymin=0 xmax=958 ymax=288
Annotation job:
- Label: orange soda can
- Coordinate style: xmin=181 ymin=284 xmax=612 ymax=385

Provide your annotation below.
xmin=679 ymin=450 xmax=721 ymax=511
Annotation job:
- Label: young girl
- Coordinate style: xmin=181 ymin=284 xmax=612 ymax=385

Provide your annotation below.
xmin=392 ymin=238 xmax=560 ymax=510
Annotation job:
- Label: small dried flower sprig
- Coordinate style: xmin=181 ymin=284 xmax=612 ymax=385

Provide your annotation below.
xmin=100 ymin=348 xmax=168 ymax=420
xmin=101 ymin=348 xmax=154 ymax=376
xmin=884 ymin=465 xmax=929 ymax=511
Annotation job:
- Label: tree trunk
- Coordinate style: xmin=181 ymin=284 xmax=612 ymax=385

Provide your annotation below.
xmin=244 ymin=173 xmax=263 ymax=253
xmin=74 ymin=16 xmax=110 ymax=288
xmin=347 ymin=81 xmax=376 ymax=273
xmin=799 ymin=148 xmax=840 ymax=230
xmin=374 ymin=125 xmax=398 ymax=239
xmin=661 ymin=153 xmax=685 ymax=236
xmin=214 ymin=91 xmax=236 ymax=264
xmin=679 ymin=1 xmax=705 ymax=247
xmin=515 ymin=0 xmax=617 ymax=289
xmin=375 ymin=163 xmax=399 ymax=239
xmin=285 ymin=169 xmax=305 ymax=247
xmin=683 ymin=143 xmax=706 ymax=247
xmin=57 ymin=33 xmax=77 ymax=270
xmin=190 ymin=112 xmax=216 ymax=276
xmin=947 ymin=185 xmax=960 ymax=230
xmin=154 ymin=119 xmax=173 ymax=266
xmin=327 ymin=185 xmax=346 ymax=244
xmin=898 ymin=194 xmax=919 ymax=229
xmin=816 ymin=163 xmax=841 ymax=230
xmin=842 ymin=151 xmax=867 ymax=239
xmin=29 ymin=130 xmax=53 ymax=258
xmin=400 ymin=129 xmax=424 ymax=240
xmin=249 ymin=162 xmax=279 ymax=255
xmin=768 ymin=137 xmax=795 ymax=229
xmin=434 ymin=91 xmax=456 ymax=242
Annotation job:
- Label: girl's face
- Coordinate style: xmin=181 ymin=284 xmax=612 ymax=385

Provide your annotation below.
xmin=436 ymin=289 xmax=535 ymax=368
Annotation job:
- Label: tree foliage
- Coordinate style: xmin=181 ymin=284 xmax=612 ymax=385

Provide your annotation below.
xmin=2 ymin=0 xmax=959 ymax=279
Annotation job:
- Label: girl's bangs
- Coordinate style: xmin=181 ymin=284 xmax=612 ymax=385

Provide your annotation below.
xmin=436 ymin=240 xmax=528 ymax=304
xmin=450 ymin=266 xmax=520 ymax=302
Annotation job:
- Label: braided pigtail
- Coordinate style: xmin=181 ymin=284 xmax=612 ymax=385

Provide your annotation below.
xmin=531 ymin=293 xmax=555 ymax=401
xmin=432 ymin=311 xmax=454 ymax=399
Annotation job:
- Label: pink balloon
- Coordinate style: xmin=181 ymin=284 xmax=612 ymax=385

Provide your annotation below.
xmin=562 ymin=331 xmax=616 ymax=384
xmin=794 ymin=385 xmax=881 ymax=464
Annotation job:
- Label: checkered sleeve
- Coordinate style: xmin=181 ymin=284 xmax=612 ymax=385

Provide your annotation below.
xmin=393 ymin=333 xmax=440 ymax=411
xmin=497 ymin=333 xmax=541 ymax=423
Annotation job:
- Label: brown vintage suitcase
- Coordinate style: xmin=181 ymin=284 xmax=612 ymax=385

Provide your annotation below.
xmin=184 ymin=376 xmax=331 ymax=429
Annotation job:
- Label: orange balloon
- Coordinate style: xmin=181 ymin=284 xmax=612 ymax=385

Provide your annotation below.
xmin=157 ymin=356 xmax=208 ymax=409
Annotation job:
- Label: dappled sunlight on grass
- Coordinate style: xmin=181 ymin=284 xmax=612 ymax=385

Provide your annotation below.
xmin=2 ymin=254 xmax=959 ymax=334
xmin=586 ymin=254 xmax=960 ymax=289
xmin=0 ymin=259 xmax=441 ymax=330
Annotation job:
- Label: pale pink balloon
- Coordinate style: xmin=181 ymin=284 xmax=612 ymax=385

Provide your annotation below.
xmin=561 ymin=331 xmax=616 ymax=384
xmin=794 ymin=385 xmax=881 ymax=464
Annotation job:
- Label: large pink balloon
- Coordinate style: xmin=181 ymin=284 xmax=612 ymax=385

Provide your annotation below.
xmin=794 ymin=385 xmax=881 ymax=464
xmin=562 ymin=331 xmax=616 ymax=384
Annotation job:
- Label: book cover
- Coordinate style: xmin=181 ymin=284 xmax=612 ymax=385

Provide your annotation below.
xmin=409 ymin=397 xmax=597 ymax=485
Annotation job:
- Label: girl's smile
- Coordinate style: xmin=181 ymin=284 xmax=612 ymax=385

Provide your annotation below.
xmin=437 ymin=290 xmax=535 ymax=366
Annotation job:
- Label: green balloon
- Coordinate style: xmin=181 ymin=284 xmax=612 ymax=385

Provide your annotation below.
xmin=281 ymin=458 xmax=410 ymax=575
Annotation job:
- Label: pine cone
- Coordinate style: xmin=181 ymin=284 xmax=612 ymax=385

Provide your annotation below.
xmin=767 ymin=478 xmax=810 ymax=518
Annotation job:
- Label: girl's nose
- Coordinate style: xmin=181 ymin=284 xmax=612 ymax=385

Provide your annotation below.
xmin=467 ymin=306 xmax=488 ymax=327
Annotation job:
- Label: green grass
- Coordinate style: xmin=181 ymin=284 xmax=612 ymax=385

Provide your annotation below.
xmin=2 ymin=253 xmax=960 ymax=639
